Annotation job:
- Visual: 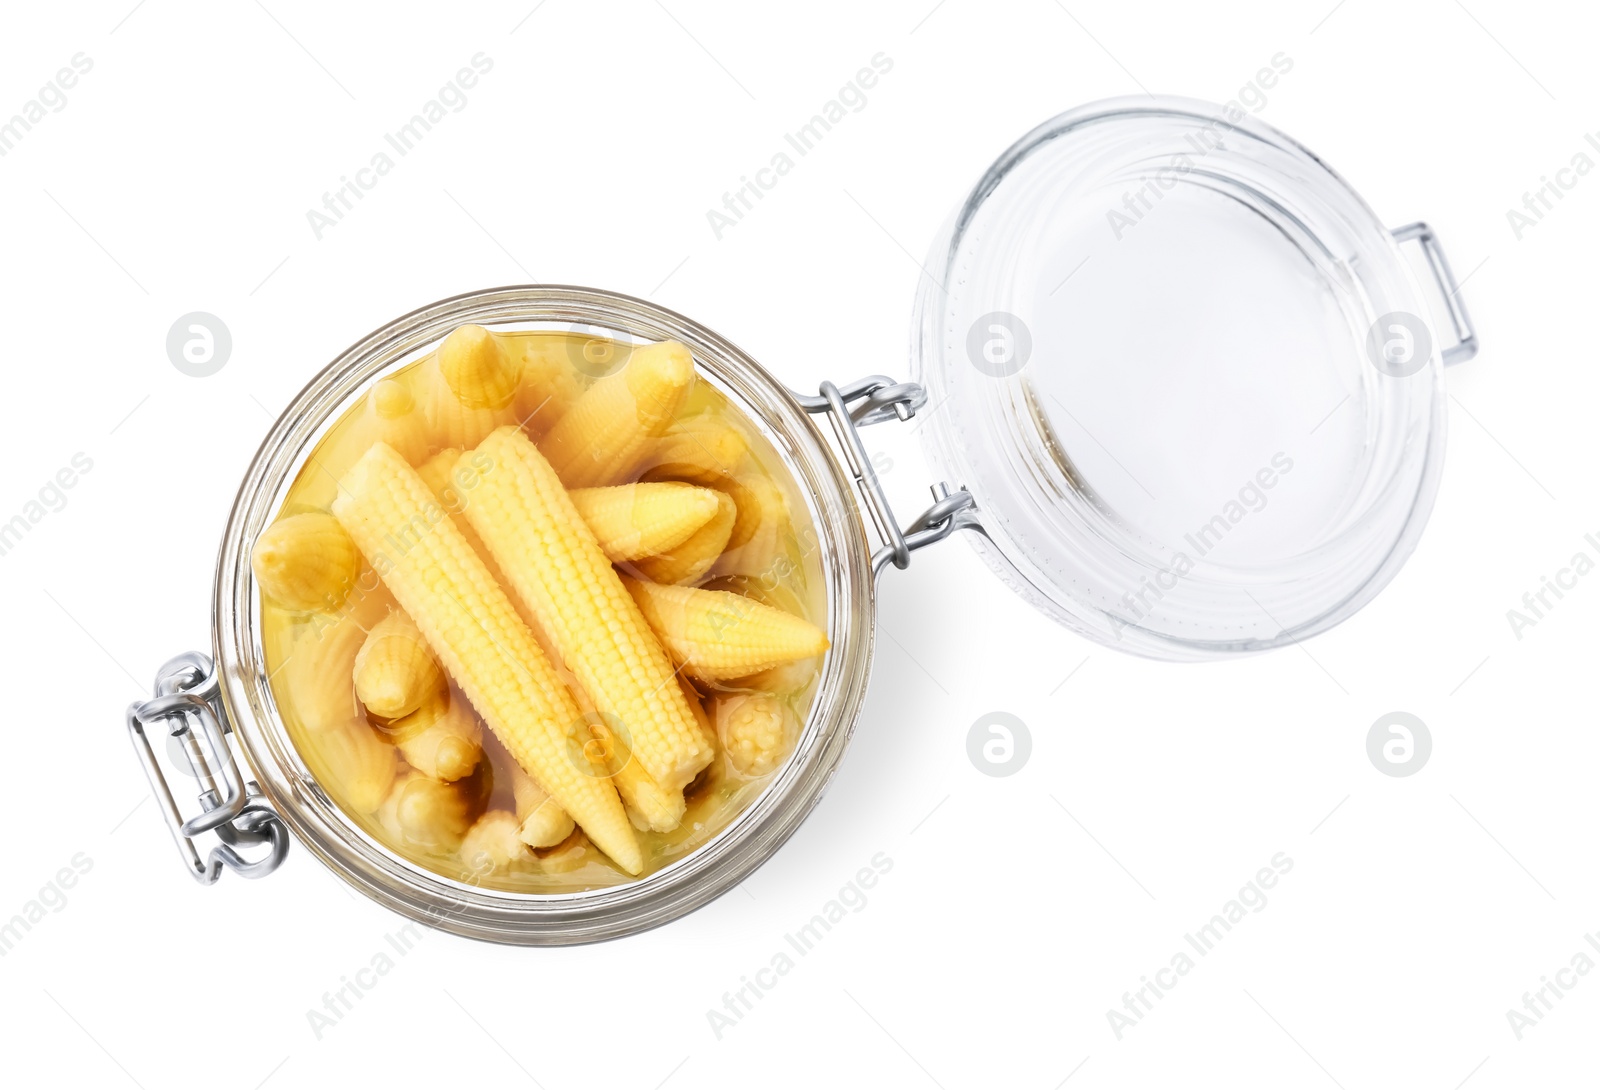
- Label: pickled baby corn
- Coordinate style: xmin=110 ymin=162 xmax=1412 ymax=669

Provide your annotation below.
xmin=252 ymin=512 xmax=361 ymax=612
xmin=715 ymin=692 xmax=794 ymax=776
xmin=380 ymin=770 xmax=474 ymax=853
xmin=505 ymin=332 xmax=592 ymax=437
xmin=715 ymin=474 xmax=789 ymax=577
xmin=357 ymin=379 xmax=432 ymax=465
xmin=538 ymin=339 xmax=695 ymax=487
xmin=568 ymin=482 xmax=722 ymax=564
xmin=310 ymin=718 xmax=397 ymax=813
xmin=353 ymin=611 xmax=446 ymax=719
xmin=385 ymin=694 xmax=483 ymax=782
xmin=606 ymin=732 xmax=687 ymax=832
xmin=635 ymin=414 xmax=749 ymax=485
xmin=633 ymin=490 xmax=736 ymax=585
xmin=421 ymin=325 xmax=519 ymax=450
xmin=331 ymin=441 xmax=643 ymax=875
xmin=464 ymin=426 xmax=714 ymax=791
xmin=623 ymin=577 xmax=830 ymax=682
xmin=509 ymin=764 xmax=578 ymax=848
xmin=284 ymin=592 xmax=390 ymax=729
xmin=460 ymin=810 xmax=532 ymax=874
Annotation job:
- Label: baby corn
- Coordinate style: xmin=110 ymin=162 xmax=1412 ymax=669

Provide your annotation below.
xmin=505 ymin=332 xmax=592 ymax=437
xmin=385 ymin=693 xmax=483 ymax=782
xmin=632 ymin=490 xmax=736 ymax=586
xmin=715 ymin=474 xmax=789 ymax=577
xmin=568 ymin=482 xmax=722 ymax=564
xmin=380 ymin=770 xmax=474 ymax=853
xmin=422 ymin=326 xmax=519 ymax=450
xmin=460 ymin=810 xmax=532 ymax=875
xmin=252 ymin=512 xmax=361 ymax=612
xmin=310 ymin=718 xmax=398 ymax=814
xmin=635 ymin=414 xmax=749 ymax=485
xmin=715 ymin=692 xmax=794 ymax=776
xmin=509 ymin=763 xmax=578 ymax=848
xmin=678 ymin=675 xmax=718 ymax=755
xmin=538 ymin=339 xmax=695 ymax=487
xmin=440 ymin=324 xmax=520 ymax=409
xmin=603 ymin=724 xmax=687 ymax=832
xmin=331 ymin=441 xmax=643 ymax=875
xmin=343 ymin=379 xmax=433 ymax=466
xmin=624 ymin=577 xmax=830 ymax=681
xmin=465 ymin=426 xmax=713 ymax=790
xmin=353 ymin=611 xmax=446 ymax=719
xmin=283 ymin=591 xmax=390 ymax=730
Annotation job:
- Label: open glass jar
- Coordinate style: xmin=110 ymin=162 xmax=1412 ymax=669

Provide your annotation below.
xmin=126 ymin=96 xmax=1478 ymax=943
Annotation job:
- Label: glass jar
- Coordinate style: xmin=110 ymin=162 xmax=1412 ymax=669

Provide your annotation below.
xmin=126 ymin=96 xmax=1478 ymax=942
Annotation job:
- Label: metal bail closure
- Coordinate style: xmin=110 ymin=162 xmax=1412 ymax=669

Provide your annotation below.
xmin=126 ymin=651 xmax=289 ymax=884
xmin=793 ymin=376 xmax=980 ymax=576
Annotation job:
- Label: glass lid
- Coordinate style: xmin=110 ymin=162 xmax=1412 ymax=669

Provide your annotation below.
xmin=913 ymin=96 xmax=1451 ymax=661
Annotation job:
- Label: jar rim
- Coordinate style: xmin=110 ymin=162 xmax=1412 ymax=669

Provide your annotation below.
xmin=213 ymin=285 xmax=877 ymax=943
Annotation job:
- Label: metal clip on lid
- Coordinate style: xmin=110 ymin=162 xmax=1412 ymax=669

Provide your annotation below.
xmin=126 ymin=652 xmax=289 ymax=884
xmin=793 ymin=377 xmax=980 ymax=576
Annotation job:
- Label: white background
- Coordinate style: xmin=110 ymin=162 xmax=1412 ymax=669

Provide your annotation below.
xmin=0 ymin=1 xmax=1594 ymax=1087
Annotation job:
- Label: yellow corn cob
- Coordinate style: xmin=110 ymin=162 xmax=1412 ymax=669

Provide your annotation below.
xmin=568 ymin=482 xmax=722 ymax=564
xmin=342 ymin=378 xmax=433 ymax=466
xmin=292 ymin=380 xmax=433 ymax=509
xmin=623 ymin=577 xmax=830 ymax=681
xmin=415 ymin=447 xmax=467 ymax=511
xmin=632 ymin=490 xmax=736 ymax=585
xmin=307 ymin=718 xmax=397 ymax=813
xmin=715 ymin=474 xmax=790 ymax=577
xmin=589 ymin=713 xmax=687 ymax=832
xmin=252 ymin=512 xmax=362 ymax=612
xmin=379 ymin=770 xmax=475 ymax=853
xmin=421 ymin=327 xmax=519 ymax=450
xmin=538 ymin=340 xmax=695 ymax=487
xmin=635 ymin=414 xmax=750 ymax=485
xmin=382 ymin=692 xmax=483 ymax=782
xmin=505 ymin=332 xmax=593 ymax=437
xmin=459 ymin=810 xmax=532 ymax=875
xmin=414 ymin=447 xmax=504 ymax=576
xmin=467 ymin=428 xmax=710 ymax=787
xmin=440 ymin=324 xmax=521 ymax=409
xmin=715 ymin=692 xmax=795 ymax=776
xmin=678 ymin=674 xmax=718 ymax=756
xmin=353 ymin=611 xmax=447 ymax=718
xmin=509 ymin=764 xmax=578 ymax=848
xmin=281 ymin=589 xmax=391 ymax=729
xmin=331 ymin=442 xmax=643 ymax=874
xmin=464 ymin=426 xmax=713 ymax=790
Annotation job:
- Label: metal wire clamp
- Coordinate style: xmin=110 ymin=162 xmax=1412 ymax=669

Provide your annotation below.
xmin=126 ymin=652 xmax=289 ymax=884
xmin=792 ymin=377 xmax=979 ymax=576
